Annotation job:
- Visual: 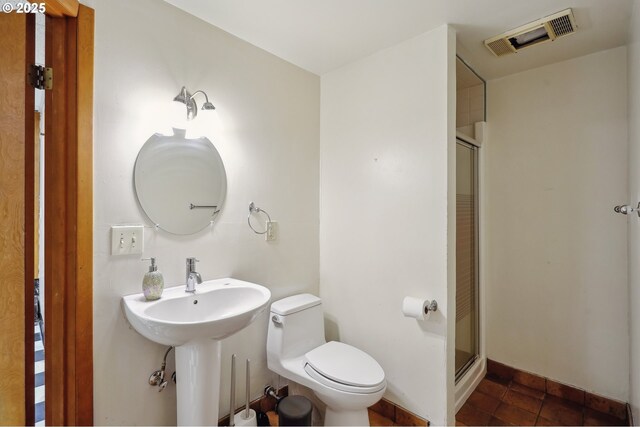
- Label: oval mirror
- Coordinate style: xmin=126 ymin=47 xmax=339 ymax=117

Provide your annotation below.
xmin=134 ymin=130 xmax=227 ymax=235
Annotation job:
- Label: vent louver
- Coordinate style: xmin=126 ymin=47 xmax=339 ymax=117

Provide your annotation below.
xmin=549 ymin=14 xmax=575 ymax=37
xmin=487 ymin=39 xmax=515 ymax=57
xmin=484 ymin=9 xmax=577 ymax=57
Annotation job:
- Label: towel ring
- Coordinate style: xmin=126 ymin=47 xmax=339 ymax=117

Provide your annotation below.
xmin=247 ymin=202 xmax=271 ymax=234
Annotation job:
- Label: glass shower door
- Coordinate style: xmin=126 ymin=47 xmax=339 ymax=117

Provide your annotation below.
xmin=455 ymin=140 xmax=479 ymax=381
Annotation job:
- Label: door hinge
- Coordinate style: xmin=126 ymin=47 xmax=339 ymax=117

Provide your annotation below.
xmin=29 ymin=65 xmax=53 ymax=90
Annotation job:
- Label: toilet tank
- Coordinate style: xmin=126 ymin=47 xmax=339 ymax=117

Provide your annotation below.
xmin=267 ymin=294 xmax=326 ymax=364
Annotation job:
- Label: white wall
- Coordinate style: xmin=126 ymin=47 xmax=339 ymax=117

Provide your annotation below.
xmin=627 ymin=1 xmax=640 ymax=420
xmin=486 ymin=47 xmax=629 ymax=401
xmin=319 ymin=25 xmax=456 ymax=425
xmin=92 ymin=0 xmax=319 ymax=424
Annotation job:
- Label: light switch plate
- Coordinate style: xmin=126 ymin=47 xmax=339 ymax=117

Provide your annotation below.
xmin=111 ymin=225 xmax=144 ymax=255
xmin=265 ymin=221 xmax=277 ymax=241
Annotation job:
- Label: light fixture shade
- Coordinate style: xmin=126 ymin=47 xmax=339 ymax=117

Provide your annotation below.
xmin=173 ymin=86 xmax=190 ymax=104
xmin=174 ymin=86 xmax=198 ymax=120
xmin=201 ymin=101 xmax=216 ymax=111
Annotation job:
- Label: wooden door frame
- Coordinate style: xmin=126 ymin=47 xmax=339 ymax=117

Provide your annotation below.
xmin=0 ymin=2 xmax=93 ymax=425
xmin=0 ymin=11 xmax=34 ymax=426
xmin=43 ymin=3 xmax=94 ymax=425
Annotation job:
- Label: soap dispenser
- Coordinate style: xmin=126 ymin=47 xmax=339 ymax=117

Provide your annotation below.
xmin=142 ymin=257 xmax=164 ymax=301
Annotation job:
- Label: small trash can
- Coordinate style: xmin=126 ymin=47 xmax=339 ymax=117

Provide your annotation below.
xmin=277 ymin=395 xmax=312 ymax=426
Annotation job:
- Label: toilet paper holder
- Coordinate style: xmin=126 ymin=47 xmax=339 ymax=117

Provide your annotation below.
xmin=402 ymin=296 xmax=438 ymax=320
xmin=425 ymin=300 xmax=438 ymax=313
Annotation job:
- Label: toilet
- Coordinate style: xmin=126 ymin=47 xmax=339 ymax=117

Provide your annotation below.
xmin=266 ymin=294 xmax=386 ymax=426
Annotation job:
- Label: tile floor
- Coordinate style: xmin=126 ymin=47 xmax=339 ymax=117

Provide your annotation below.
xmin=456 ymin=375 xmax=627 ymax=426
xmin=35 ymin=323 xmax=45 ymax=426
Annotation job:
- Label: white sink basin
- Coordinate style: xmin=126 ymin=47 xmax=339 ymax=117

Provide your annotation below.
xmin=122 ymin=278 xmax=271 ymax=346
xmin=121 ymin=277 xmax=271 ymax=426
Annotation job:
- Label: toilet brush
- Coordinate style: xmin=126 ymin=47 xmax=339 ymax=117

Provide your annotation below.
xmin=234 ymin=359 xmax=257 ymax=427
xmin=230 ymin=354 xmax=237 ymax=427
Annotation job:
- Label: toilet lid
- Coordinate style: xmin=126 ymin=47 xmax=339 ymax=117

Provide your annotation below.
xmin=304 ymin=341 xmax=385 ymax=389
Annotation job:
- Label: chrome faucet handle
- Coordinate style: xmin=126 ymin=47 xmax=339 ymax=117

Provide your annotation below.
xmin=185 ymin=258 xmax=202 ymax=292
xmin=186 ymin=275 xmax=197 ymax=293
xmin=186 ymin=257 xmax=200 ymax=274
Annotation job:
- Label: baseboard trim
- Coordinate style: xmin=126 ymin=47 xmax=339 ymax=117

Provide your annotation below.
xmin=369 ymin=397 xmax=429 ymax=426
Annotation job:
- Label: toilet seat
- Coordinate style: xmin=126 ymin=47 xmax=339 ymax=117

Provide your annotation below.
xmin=303 ymin=341 xmax=385 ymax=394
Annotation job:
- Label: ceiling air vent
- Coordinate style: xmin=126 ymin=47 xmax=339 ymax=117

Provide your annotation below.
xmin=484 ymin=9 xmax=577 ymax=57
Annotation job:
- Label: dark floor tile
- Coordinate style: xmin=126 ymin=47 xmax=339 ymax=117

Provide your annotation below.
xmin=546 ymin=379 xmax=585 ymax=405
xmin=583 ymin=408 xmax=626 ymax=426
xmin=35 ymin=372 xmax=44 ymax=387
xmin=467 ymin=391 xmax=501 ymax=415
xmin=35 ymin=401 xmax=45 ymax=423
xmin=539 ymin=396 xmax=583 ymax=426
xmin=487 ymin=359 xmax=516 ymax=382
xmin=493 ymin=403 xmax=537 ymax=426
xmin=35 ymin=350 xmax=44 ymax=362
xmin=35 ymin=332 xmax=41 ymax=341
xmin=510 ymin=382 xmax=545 ymax=400
xmin=370 ymin=398 xmax=396 ymax=421
xmin=457 ymin=403 xmax=492 ymax=426
xmin=488 ymin=416 xmax=515 ymax=426
xmin=502 ymin=389 xmax=542 ymax=415
xmin=477 ymin=378 xmax=509 ymax=400
xmin=535 ymin=416 xmax=557 ymax=426
xmin=513 ymin=370 xmax=546 ymax=392
xmin=585 ymin=392 xmax=627 ymax=421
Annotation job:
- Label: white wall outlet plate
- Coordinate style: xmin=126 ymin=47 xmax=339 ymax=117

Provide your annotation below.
xmin=111 ymin=225 xmax=144 ymax=255
xmin=265 ymin=221 xmax=277 ymax=241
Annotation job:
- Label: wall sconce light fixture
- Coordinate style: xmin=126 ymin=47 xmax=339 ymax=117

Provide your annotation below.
xmin=173 ymin=86 xmax=216 ymax=121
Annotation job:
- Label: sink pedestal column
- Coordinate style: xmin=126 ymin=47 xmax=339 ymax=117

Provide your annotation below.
xmin=175 ymin=339 xmax=221 ymax=426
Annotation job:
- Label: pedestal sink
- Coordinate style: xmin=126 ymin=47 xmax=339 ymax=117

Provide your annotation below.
xmin=122 ymin=278 xmax=271 ymax=426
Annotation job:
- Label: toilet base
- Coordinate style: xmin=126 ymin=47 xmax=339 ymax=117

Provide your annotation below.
xmin=324 ymin=407 xmax=370 ymax=426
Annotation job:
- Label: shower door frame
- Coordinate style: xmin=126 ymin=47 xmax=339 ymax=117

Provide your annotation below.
xmin=454 ymin=137 xmax=480 ymax=384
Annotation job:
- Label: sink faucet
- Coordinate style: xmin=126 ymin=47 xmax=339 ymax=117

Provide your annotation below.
xmin=185 ymin=257 xmax=202 ymax=293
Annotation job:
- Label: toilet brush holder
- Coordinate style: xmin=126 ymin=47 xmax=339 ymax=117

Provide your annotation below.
xmin=234 ymin=409 xmax=257 ymax=426
xmin=232 ymin=358 xmax=257 ymax=427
